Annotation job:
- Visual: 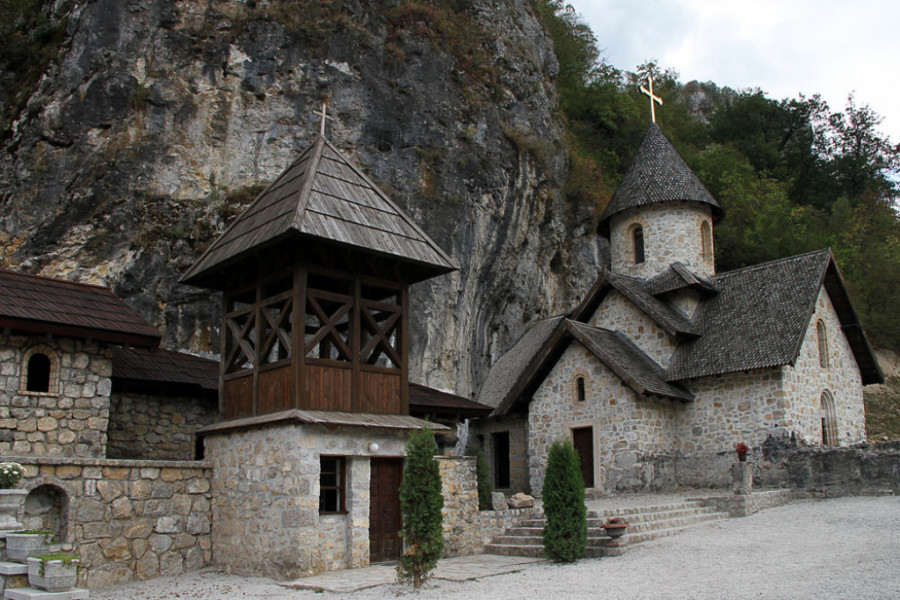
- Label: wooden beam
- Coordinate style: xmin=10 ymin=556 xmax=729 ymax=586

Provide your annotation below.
xmin=293 ymin=264 xmax=306 ymax=410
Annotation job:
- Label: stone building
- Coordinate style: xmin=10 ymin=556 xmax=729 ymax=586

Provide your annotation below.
xmin=472 ymin=124 xmax=883 ymax=496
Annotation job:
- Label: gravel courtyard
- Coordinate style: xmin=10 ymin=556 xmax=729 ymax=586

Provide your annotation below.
xmin=93 ymin=495 xmax=900 ymax=599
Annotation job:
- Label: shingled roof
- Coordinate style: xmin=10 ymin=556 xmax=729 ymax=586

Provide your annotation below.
xmin=666 ymin=249 xmax=882 ymax=384
xmin=181 ymin=136 xmax=457 ymax=288
xmin=572 ymin=270 xmax=699 ymax=338
xmin=409 ymin=383 xmax=493 ymax=419
xmin=645 ymin=262 xmax=718 ymax=296
xmin=476 ymin=317 xmax=692 ymax=415
xmin=598 ymin=124 xmax=724 ymax=236
xmin=111 ymin=347 xmax=219 ymax=397
xmin=0 ymin=270 xmax=160 ymax=347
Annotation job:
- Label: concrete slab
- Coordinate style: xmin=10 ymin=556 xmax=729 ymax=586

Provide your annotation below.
xmin=4 ymin=588 xmax=89 ymax=600
xmin=282 ymin=555 xmax=545 ymax=592
xmin=0 ymin=563 xmax=27 ymax=576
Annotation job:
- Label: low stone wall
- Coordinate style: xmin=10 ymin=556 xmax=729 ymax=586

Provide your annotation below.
xmin=756 ymin=441 xmax=900 ymax=496
xmin=437 ymin=456 xmax=480 ymax=557
xmin=477 ymin=507 xmax=541 ymax=547
xmin=10 ymin=456 xmax=212 ymax=589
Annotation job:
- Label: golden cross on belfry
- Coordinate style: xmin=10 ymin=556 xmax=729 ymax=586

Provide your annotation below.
xmin=640 ymin=75 xmax=663 ymax=123
xmin=313 ymin=101 xmax=334 ymax=137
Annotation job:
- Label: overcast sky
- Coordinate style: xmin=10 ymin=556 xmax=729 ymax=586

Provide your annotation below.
xmin=564 ymin=0 xmax=900 ymax=142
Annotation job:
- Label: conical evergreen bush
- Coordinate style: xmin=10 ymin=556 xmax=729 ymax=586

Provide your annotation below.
xmin=397 ymin=427 xmax=444 ymax=588
xmin=542 ymin=439 xmax=586 ymax=562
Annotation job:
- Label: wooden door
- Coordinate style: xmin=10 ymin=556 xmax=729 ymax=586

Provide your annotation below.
xmin=572 ymin=427 xmax=594 ymax=488
xmin=369 ymin=457 xmax=404 ymax=563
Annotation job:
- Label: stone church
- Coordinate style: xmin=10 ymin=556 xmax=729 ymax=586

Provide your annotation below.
xmin=471 ymin=124 xmax=883 ymax=496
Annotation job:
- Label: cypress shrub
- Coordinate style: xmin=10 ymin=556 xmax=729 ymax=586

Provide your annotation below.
xmin=542 ymin=439 xmax=586 ymax=562
xmin=397 ymin=427 xmax=444 ymax=589
xmin=467 ymin=443 xmax=494 ymax=510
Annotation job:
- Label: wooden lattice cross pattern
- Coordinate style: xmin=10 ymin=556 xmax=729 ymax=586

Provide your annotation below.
xmin=259 ymin=292 xmax=293 ymax=365
xmin=360 ymin=299 xmax=401 ymax=368
xmin=225 ymin=308 xmax=256 ymax=373
xmin=305 ymin=289 xmax=353 ymax=362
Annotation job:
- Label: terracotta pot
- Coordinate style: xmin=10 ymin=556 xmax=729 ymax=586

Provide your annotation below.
xmin=602 ymin=522 xmax=629 ymax=539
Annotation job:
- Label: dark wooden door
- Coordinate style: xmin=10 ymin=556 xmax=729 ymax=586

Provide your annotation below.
xmin=492 ymin=431 xmax=510 ymax=488
xmin=572 ymin=427 xmax=594 ymax=488
xmin=369 ymin=457 xmax=404 ymax=563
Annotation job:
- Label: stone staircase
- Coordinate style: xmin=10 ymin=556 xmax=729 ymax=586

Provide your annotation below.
xmin=484 ymin=499 xmax=729 ymax=559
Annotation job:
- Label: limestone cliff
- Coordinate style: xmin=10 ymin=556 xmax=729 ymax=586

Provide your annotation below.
xmin=0 ymin=0 xmax=603 ymax=396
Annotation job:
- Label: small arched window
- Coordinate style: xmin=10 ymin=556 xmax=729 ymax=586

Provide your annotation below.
xmin=21 ymin=347 xmax=58 ymax=395
xmin=576 ymin=376 xmax=586 ymax=402
xmin=816 ymin=320 xmax=828 ymax=368
xmin=700 ymin=220 xmax=712 ymax=262
xmin=820 ymin=390 xmax=838 ymax=446
xmin=632 ymin=226 xmax=645 ymax=264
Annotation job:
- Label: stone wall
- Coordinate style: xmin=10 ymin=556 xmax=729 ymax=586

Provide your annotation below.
xmin=589 ymin=289 xmax=679 ymax=368
xmin=781 ymin=286 xmax=866 ymax=446
xmin=609 ymin=204 xmax=715 ymax=279
xmin=477 ymin=506 xmax=541 ymax=547
xmin=107 ymin=392 xmax=218 ymax=460
xmin=203 ymin=420 xmax=411 ymax=579
xmin=12 ymin=456 xmax=211 ymax=589
xmin=468 ymin=415 xmax=529 ymax=493
xmin=527 ymin=341 xmax=679 ymax=496
xmin=0 ymin=334 xmax=112 ymax=458
xmin=437 ymin=456 xmax=480 ymax=557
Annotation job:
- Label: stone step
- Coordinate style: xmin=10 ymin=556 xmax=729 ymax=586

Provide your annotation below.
xmin=482 ymin=543 xmax=545 ymax=558
xmin=4 ymin=588 xmax=89 ymax=600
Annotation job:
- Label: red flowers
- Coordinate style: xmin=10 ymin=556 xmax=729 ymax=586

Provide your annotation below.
xmin=736 ymin=442 xmax=749 ymax=461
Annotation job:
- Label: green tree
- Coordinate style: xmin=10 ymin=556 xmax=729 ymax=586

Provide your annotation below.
xmin=466 ymin=442 xmax=493 ymax=511
xmin=397 ymin=427 xmax=444 ymax=589
xmin=542 ymin=439 xmax=586 ymax=563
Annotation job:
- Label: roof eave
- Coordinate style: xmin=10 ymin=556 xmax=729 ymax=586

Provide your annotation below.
xmin=0 ymin=316 xmax=161 ymax=349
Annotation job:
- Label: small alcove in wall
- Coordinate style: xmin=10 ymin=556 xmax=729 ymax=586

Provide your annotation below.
xmin=23 ymin=484 xmax=69 ymax=542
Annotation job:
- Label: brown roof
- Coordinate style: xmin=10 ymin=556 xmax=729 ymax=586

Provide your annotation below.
xmin=598 ymin=124 xmax=724 ymax=236
xmin=197 ymin=408 xmax=450 ymax=436
xmin=182 ymin=136 xmax=458 ymax=288
xmin=667 ymin=249 xmax=883 ymax=384
xmin=409 ymin=383 xmax=493 ymax=419
xmin=111 ymin=347 xmax=219 ymax=397
xmin=645 ymin=262 xmax=718 ymax=296
xmin=0 ymin=270 xmax=160 ymax=347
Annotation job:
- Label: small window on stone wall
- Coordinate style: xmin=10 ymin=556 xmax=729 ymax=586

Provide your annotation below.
xmin=21 ymin=347 xmax=59 ymax=395
xmin=632 ymin=225 xmax=645 ymax=264
xmin=575 ymin=376 xmax=586 ymax=402
xmin=817 ymin=320 xmax=829 ymax=368
xmin=319 ymin=456 xmax=346 ymax=513
xmin=701 ymin=220 xmax=713 ymax=262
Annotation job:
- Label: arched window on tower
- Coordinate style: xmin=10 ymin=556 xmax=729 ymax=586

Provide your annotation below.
xmin=575 ymin=376 xmax=586 ymax=402
xmin=817 ymin=320 xmax=829 ymax=368
xmin=820 ymin=390 xmax=838 ymax=446
xmin=21 ymin=347 xmax=58 ymax=395
xmin=700 ymin=220 xmax=712 ymax=262
xmin=632 ymin=225 xmax=645 ymax=264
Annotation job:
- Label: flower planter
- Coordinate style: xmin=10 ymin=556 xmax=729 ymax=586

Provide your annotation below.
xmin=732 ymin=461 xmax=753 ymax=495
xmin=0 ymin=489 xmax=28 ymax=530
xmin=27 ymin=556 xmax=79 ymax=592
xmin=5 ymin=532 xmax=52 ymax=563
xmin=602 ymin=521 xmax=629 ymax=547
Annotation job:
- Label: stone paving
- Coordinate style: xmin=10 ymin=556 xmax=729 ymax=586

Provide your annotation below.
xmin=283 ymin=555 xmax=545 ymax=593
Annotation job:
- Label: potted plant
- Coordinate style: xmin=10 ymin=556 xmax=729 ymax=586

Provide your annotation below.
xmin=602 ymin=516 xmax=629 ymax=546
xmin=5 ymin=529 xmax=55 ymax=563
xmin=0 ymin=461 xmax=27 ymax=530
xmin=736 ymin=442 xmax=749 ymax=462
xmin=27 ymin=552 xmax=79 ymax=592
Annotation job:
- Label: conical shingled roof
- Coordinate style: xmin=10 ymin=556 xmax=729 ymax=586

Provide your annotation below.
xmin=598 ymin=124 xmax=724 ymax=236
xmin=181 ymin=136 xmax=457 ymax=288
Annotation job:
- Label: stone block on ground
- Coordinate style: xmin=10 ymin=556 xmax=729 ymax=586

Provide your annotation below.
xmin=490 ymin=492 xmax=506 ymax=511
xmin=507 ymin=493 xmax=534 ymax=509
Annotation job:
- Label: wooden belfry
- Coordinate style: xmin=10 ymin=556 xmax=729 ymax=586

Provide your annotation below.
xmin=181 ymin=105 xmax=456 ymax=419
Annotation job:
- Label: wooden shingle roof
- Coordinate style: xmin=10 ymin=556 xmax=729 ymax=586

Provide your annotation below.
xmin=0 ymin=269 xmax=160 ymax=347
xmin=645 ymin=262 xmax=718 ymax=296
xmin=409 ymin=383 xmax=493 ymax=419
xmin=475 ymin=317 xmax=692 ymax=415
xmin=598 ymin=124 xmax=724 ymax=236
xmin=181 ymin=136 xmax=457 ymax=288
xmin=666 ymin=249 xmax=883 ymax=384
xmin=111 ymin=347 xmax=219 ymax=397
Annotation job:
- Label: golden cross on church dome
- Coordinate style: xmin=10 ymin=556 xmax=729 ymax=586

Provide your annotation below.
xmin=313 ymin=100 xmax=334 ymax=137
xmin=640 ymin=75 xmax=663 ymax=123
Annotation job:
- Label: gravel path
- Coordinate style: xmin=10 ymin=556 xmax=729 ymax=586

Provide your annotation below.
xmin=92 ymin=496 xmax=900 ymax=599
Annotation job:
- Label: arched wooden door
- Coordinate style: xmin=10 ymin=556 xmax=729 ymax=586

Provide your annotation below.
xmin=572 ymin=426 xmax=595 ymax=488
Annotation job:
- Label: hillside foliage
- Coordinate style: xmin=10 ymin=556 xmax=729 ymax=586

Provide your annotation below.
xmin=533 ymin=0 xmax=900 ymax=351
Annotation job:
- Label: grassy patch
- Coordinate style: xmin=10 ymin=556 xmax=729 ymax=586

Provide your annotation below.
xmin=864 ymin=376 xmax=900 ymax=441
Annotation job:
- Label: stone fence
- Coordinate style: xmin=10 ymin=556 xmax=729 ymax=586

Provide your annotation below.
xmin=477 ymin=507 xmax=541 ymax=548
xmin=7 ymin=456 xmax=212 ymax=589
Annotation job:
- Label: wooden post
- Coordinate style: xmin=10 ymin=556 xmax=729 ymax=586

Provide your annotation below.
xmin=292 ymin=263 xmax=306 ymax=410
xmin=401 ymin=284 xmax=409 ymax=415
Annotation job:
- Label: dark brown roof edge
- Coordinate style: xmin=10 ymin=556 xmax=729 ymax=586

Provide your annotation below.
xmin=197 ymin=409 xmax=451 ymax=437
xmin=0 ymin=316 xmax=160 ymax=348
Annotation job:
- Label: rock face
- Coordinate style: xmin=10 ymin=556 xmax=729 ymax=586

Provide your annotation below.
xmin=0 ymin=0 xmax=603 ymax=395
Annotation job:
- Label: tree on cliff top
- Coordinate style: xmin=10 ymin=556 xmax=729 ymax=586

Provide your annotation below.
xmin=397 ymin=427 xmax=444 ymax=589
